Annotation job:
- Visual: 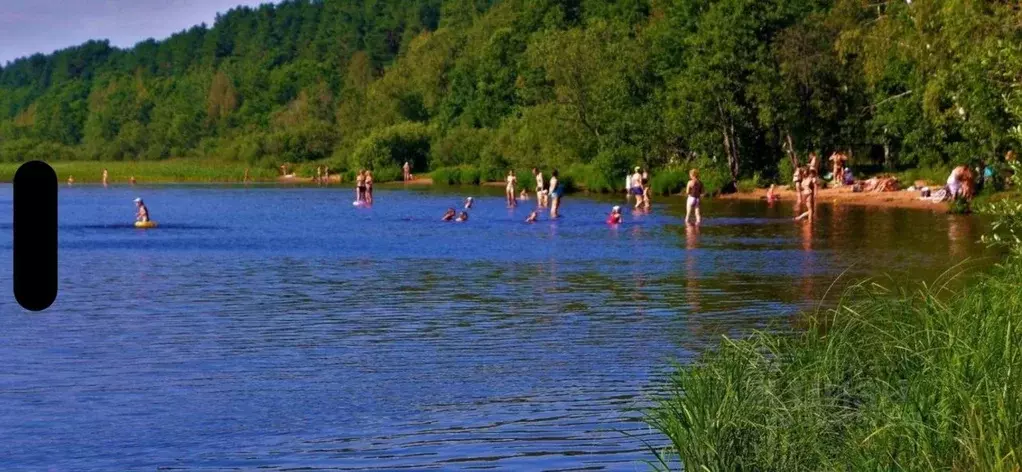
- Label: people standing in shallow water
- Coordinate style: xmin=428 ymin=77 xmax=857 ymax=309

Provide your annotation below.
xmin=355 ymin=170 xmax=366 ymax=202
xmin=134 ymin=198 xmax=150 ymax=222
xmin=641 ymin=169 xmax=652 ymax=210
xmin=685 ymin=169 xmax=704 ymax=225
xmin=365 ymin=171 xmax=375 ymax=204
xmin=525 ymin=210 xmax=538 ymax=223
xmin=796 ymin=168 xmax=819 ymax=221
xmin=607 ymin=206 xmax=622 ymax=224
xmin=549 ymin=170 xmax=562 ymax=218
xmin=456 ymin=211 xmax=469 ymax=222
xmin=464 ymin=197 xmax=473 ymax=209
xmin=533 ymin=168 xmax=547 ymax=208
xmin=630 ymin=167 xmax=644 ymax=209
xmin=442 ymin=208 xmax=456 ymax=221
xmin=67 ymin=175 xmax=75 ymax=186
xmin=505 ymin=170 xmax=517 ymax=207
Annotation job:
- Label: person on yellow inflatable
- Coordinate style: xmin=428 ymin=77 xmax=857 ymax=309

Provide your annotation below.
xmin=134 ymin=198 xmax=150 ymax=223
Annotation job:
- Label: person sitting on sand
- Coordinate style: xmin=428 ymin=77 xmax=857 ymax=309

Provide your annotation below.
xmin=796 ymin=169 xmax=819 ymax=221
xmin=526 ymin=210 xmax=538 ymax=223
xmin=442 ymin=208 xmax=456 ymax=221
xmin=464 ymin=197 xmax=473 ymax=209
xmin=766 ymin=184 xmax=780 ymax=203
xmin=456 ymin=211 xmax=469 ymax=222
xmin=607 ymin=206 xmax=622 ymax=225
xmin=685 ymin=169 xmax=704 ymax=225
xmin=134 ymin=198 xmax=150 ymax=222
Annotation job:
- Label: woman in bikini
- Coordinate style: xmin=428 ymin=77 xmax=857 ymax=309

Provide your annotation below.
xmin=641 ymin=169 xmax=652 ymax=210
xmin=796 ymin=169 xmax=818 ymax=221
xmin=365 ymin=170 xmax=375 ymax=205
xmin=505 ymin=170 xmax=517 ymax=207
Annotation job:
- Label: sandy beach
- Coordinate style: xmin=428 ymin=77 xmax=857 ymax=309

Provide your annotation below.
xmin=720 ymin=185 xmax=951 ymax=212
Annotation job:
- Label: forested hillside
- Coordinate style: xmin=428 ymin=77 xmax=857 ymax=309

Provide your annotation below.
xmin=1 ymin=0 xmax=1020 ymax=188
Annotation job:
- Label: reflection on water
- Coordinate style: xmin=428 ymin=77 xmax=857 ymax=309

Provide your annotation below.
xmin=0 ymin=185 xmax=992 ymax=470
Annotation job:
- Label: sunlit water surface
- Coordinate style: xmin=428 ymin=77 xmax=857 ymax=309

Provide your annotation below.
xmin=0 ymin=184 xmax=990 ymax=470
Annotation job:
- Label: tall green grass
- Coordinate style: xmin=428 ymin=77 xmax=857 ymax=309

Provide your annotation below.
xmin=0 ymin=160 xmax=277 ymax=183
xmin=648 ymin=257 xmax=1022 ymax=471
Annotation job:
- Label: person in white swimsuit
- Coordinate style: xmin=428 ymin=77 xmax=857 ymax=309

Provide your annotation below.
xmin=533 ymin=168 xmax=546 ymax=208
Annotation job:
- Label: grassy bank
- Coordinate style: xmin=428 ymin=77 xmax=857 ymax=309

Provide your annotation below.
xmin=648 ymin=247 xmax=1022 ymax=468
xmin=0 ymin=160 xmax=280 ymax=183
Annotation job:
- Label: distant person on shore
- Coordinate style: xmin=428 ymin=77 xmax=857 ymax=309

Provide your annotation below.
xmin=685 ymin=169 xmax=704 ymax=225
xmin=316 ymin=166 xmax=324 ymax=184
xmin=607 ymin=206 xmax=622 ymax=224
xmin=365 ymin=170 xmax=375 ymax=204
xmin=442 ymin=208 xmax=456 ymax=221
xmin=526 ymin=210 xmax=538 ymax=223
xmin=102 ymin=168 xmax=109 ymax=186
xmin=323 ymin=166 xmax=329 ymax=185
xmin=403 ymin=161 xmax=411 ymax=181
xmin=808 ymin=152 xmax=819 ymax=174
xmin=243 ymin=168 xmax=250 ymax=183
xmin=505 ymin=170 xmax=517 ymax=207
xmin=456 ymin=211 xmax=469 ymax=222
xmin=67 ymin=175 xmax=75 ymax=186
xmin=129 ymin=176 xmax=137 ymax=186
xmin=533 ymin=168 xmax=547 ymax=208
xmin=829 ymin=152 xmax=848 ymax=185
xmin=355 ymin=170 xmax=366 ymax=202
xmin=464 ymin=197 xmax=473 ymax=209
xmin=134 ymin=198 xmax=150 ymax=222
xmin=641 ymin=169 xmax=652 ymax=210
xmin=630 ymin=167 xmax=644 ymax=209
xmin=549 ymin=170 xmax=562 ymax=218
xmin=796 ymin=169 xmax=819 ymax=221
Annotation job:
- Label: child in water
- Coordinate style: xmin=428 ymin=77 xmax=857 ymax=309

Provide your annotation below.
xmin=519 ymin=189 xmax=529 ymax=201
xmin=525 ymin=210 xmax=538 ymax=223
xmin=607 ymin=206 xmax=622 ymax=224
xmin=442 ymin=208 xmax=456 ymax=221
xmin=134 ymin=198 xmax=150 ymax=222
xmin=464 ymin=197 xmax=473 ymax=209
xmin=456 ymin=211 xmax=469 ymax=222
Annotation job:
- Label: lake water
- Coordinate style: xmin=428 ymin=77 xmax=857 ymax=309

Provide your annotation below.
xmin=0 ymin=183 xmax=990 ymax=470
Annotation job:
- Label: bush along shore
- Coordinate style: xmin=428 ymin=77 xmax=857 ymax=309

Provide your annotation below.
xmin=647 ymin=178 xmax=1022 ymax=470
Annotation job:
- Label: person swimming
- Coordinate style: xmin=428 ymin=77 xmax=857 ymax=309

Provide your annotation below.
xmin=525 ymin=210 xmax=538 ymax=223
xmin=464 ymin=197 xmax=474 ymax=209
xmin=607 ymin=205 xmax=622 ymax=224
xmin=134 ymin=197 xmax=150 ymax=222
xmin=519 ymin=189 xmax=529 ymax=200
xmin=442 ymin=208 xmax=456 ymax=221
xmin=456 ymin=211 xmax=469 ymax=222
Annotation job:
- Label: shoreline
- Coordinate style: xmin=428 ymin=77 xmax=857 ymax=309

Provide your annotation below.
xmin=719 ymin=186 xmax=954 ymax=212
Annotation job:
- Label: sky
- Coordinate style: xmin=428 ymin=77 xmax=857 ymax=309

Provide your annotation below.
xmin=0 ymin=0 xmax=276 ymax=65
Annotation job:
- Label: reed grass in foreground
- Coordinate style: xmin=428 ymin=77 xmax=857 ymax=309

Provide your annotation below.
xmin=0 ymin=160 xmax=278 ymax=183
xmin=648 ymin=257 xmax=1022 ymax=471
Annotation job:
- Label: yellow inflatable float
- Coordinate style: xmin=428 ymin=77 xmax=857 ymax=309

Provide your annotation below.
xmin=134 ymin=221 xmax=158 ymax=229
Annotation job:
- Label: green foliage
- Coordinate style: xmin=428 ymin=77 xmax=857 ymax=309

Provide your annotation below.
xmin=349 ymin=122 xmax=432 ymax=172
xmin=649 ymin=253 xmax=1022 ymax=471
xmin=1 ymin=0 xmax=1020 ymax=183
xmin=650 ymin=170 xmax=687 ymax=196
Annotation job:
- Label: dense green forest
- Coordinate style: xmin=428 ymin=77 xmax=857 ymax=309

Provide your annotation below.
xmin=1 ymin=0 xmax=1020 ymax=189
